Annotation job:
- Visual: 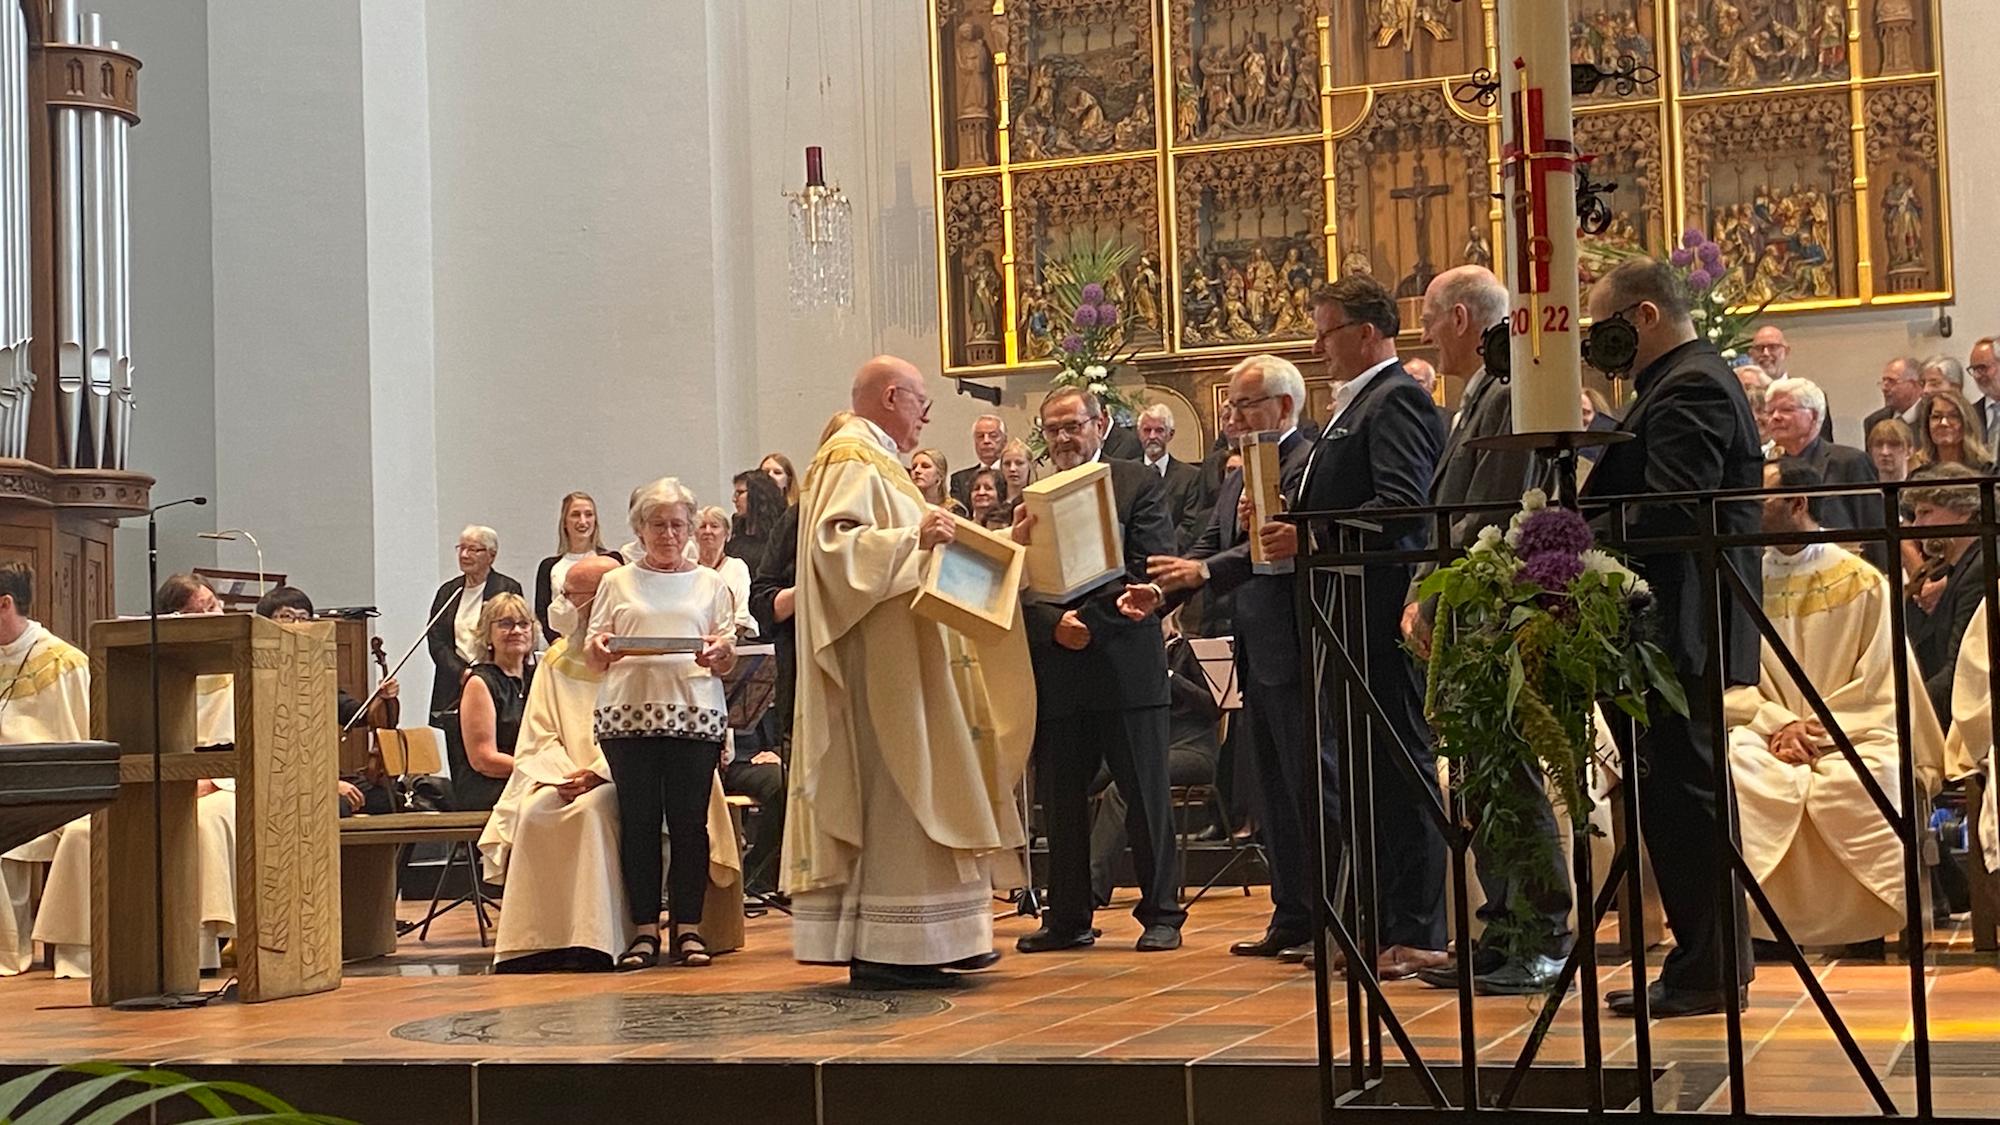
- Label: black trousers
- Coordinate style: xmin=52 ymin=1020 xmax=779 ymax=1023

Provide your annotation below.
xmin=1466 ymin=759 xmax=1573 ymax=958
xmin=602 ymin=736 xmax=716 ymax=927
xmin=1088 ymin=742 xmax=1217 ymax=905
xmin=1242 ymin=677 xmax=1325 ymax=940
xmin=1619 ymin=686 xmax=1754 ymax=993
xmin=1035 ymin=706 xmax=1186 ymax=932
xmin=721 ymin=758 xmax=786 ymax=890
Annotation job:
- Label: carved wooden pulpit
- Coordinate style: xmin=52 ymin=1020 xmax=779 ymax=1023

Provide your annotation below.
xmin=87 ymin=613 xmax=341 ymax=1006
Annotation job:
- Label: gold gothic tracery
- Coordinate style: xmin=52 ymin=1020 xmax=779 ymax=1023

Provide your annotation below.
xmin=928 ymin=0 xmax=1953 ymax=375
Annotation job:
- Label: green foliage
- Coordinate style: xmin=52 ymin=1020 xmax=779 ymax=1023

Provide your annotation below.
xmin=1417 ymin=506 xmax=1685 ymax=976
xmin=1028 ymin=234 xmax=1145 ymax=459
xmin=0 ymin=1064 xmax=355 ymax=1125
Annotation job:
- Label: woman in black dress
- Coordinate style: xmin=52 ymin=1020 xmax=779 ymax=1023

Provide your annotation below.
xmin=452 ymin=592 xmax=538 ymax=812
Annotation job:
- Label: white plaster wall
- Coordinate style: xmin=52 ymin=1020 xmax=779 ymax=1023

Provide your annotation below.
xmin=205 ymin=0 xmax=378 ymax=605
xmin=97 ymin=0 xmax=216 ymax=613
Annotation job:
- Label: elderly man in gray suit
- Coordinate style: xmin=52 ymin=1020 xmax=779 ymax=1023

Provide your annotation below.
xmin=1400 ymin=264 xmax=1573 ymax=995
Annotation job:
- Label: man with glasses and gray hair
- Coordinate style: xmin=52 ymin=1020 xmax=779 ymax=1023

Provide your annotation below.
xmin=1862 ymin=355 xmax=1926 ymax=443
xmin=428 ymin=524 xmax=524 ymax=724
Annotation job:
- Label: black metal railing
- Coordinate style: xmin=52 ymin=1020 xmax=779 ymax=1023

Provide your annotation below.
xmin=1281 ymin=471 xmax=2000 ymax=1121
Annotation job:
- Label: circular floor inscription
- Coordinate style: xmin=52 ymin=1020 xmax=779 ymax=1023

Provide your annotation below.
xmin=390 ymin=989 xmax=951 ymax=1046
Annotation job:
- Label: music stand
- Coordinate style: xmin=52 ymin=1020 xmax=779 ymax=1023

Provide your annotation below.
xmin=720 ymin=646 xmax=790 ymax=915
xmin=1182 ymin=636 xmax=1267 ymax=905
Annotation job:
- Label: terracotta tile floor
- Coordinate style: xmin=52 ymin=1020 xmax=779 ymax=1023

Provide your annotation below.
xmin=3 ymin=890 xmax=1999 ymax=1115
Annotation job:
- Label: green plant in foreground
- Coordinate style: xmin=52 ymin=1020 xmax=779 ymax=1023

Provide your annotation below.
xmin=0 ymin=1062 xmax=356 ymax=1125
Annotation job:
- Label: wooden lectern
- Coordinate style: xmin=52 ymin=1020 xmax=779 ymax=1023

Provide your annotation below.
xmin=87 ymin=614 xmax=342 ymax=1005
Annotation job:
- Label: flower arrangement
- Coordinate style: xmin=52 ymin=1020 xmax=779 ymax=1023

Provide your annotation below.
xmin=1416 ymin=490 xmax=1686 ymax=971
xmin=1030 ymin=237 xmax=1144 ymax=458
xmin=1670 ymin=227 xmax=1781 ymax=360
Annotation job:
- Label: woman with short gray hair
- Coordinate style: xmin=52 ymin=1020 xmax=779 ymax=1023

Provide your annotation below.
xmin=587 ymin=478 xmax=739 ymax=970
xmin=428 ymin=523 xmax=524 ymax=724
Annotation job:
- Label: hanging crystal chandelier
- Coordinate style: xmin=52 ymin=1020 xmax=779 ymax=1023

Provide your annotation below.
xmin=785 ymin=146 xmax=853 ymax=310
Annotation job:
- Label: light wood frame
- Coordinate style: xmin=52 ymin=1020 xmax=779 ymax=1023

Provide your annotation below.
xmin=1242 ymin=429 xmax=1291 ymax=575
xmin=912 ymin=515 xmax=1025 ymax=645
xmin=1021 ymin=461 xmax=1124 ymax=601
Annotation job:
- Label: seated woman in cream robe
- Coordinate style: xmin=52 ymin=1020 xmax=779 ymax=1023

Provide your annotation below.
xmin=34 ymin=577 xmax=238 ymax=977
xmin=1727 ymin=531 xmax=1945 ymax=949
xmin=478 ymin=555 xmax=743 ymax=971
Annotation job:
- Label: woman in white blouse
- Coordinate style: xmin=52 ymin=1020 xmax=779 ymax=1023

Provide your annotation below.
xmin=694 ymin=505 xmax=758 ymax=639
xmin=587 ymin=478 xmax=738 ymax=970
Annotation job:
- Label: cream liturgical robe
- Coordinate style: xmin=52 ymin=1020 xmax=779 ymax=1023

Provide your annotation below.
xmin=1726 ymin=544 xmax=1945 ymax=946
xmin=0 ymin=622 xmax=89 ymax=975
xmin=785 ymin=416 xmax=1034 ymax=966
xmin=1951 ymin=603 xmax=2000 ymax=873
xmin=32 ymin=669 xmax=238 ymax=978
xmin=477 ymin=637 xmax=742 ymax=968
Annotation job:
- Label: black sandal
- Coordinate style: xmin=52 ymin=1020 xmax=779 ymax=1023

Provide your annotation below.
xmin=616 ymin=934 xmax=660 ymax=971
xmin=672 ymin=931 xmax=712 ymax=967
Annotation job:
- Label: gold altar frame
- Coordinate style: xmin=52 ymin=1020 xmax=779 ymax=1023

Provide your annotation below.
xmin=927 ymin=0 xmax=1954 ymax=379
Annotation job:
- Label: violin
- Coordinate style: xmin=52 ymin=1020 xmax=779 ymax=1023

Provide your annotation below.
xmin=358 ymin=636 xmax=401 ymax=785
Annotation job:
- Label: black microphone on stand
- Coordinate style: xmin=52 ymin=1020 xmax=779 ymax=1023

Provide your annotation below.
xmin=111 ymin=495 xmax=211 ymax=1011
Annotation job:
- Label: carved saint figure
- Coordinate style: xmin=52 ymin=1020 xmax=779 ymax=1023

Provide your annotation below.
xmin=1875 ymin=0 xmax=1916 ymax=74
xmin=1065 ymin=86 xmax=1113 ymax=148
xmin=965 ymin=249 xmax=1003 ymax=343
xmin=1245 ymin=247 xmax=1280 ymax=330
xmin=1882 ymin=171 xmax=1925 ymax=270
xmin=1374 ymin=0 xmax=1453 ymax=51
xmin=1462 ymin=224 xmax=1492 ymax=267
xmin=1282 ymin=246 xmax=1313 ymax=293
xmin=953 ymin=23 xmax=995 ymax=165
xmin=1267 ymin=40 xmax=1297 ymax=129
xmin=1813 ymin=2 xmax=1846 ymax=78
xmin=1342 ymin=250 xmax=1374 ymax=278
xmin=1239 ymin=36 xmax=1270 ymax=125
xmin=1200 ymin=45 xmax=1239 ymax=135
xmin=1130 ymin=253 xmax=1162 ymax=334
xmin=1019 ymin=280 xmax=1054 ymax=359
xmin=1175 ymin=60 xmax=1200 ymax=142
xmin=1181 ymin=264 xmax=1218 ymax=341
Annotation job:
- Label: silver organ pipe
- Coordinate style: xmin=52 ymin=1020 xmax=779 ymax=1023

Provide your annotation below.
xmin=52 ymin=0 xmax=82 ymax=466
xmin=82 ymin=13 xmax=109 ymax=466
xmin=109 ymin=44 xmax=130 ymax=470
xmin=0 ymin=1 xmax=23 ymax=459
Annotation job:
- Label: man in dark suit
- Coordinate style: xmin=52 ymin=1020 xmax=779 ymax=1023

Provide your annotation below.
xmin=1904 ymin=464 xmax=1986 ymax=728
xmin=426 ymin=524 xmax=524 ymax=723
xmin=1144 ymin=354 xmax=1320 ymax=959
xmin=1101 ymin=418 xmax=1144 ymax=460
xmin=1404 ymin=266 xmax=1569 ymax=994
xmin=1274 ymin=276 xmax=1447 ymax=980
xmin=1765 ymin=376 xmax=1884 ymax=570
xmin=1861 ymin=355 xmax=1925 ymax=444
xmin=1014 ymin=387 xmax=1186 ymax=954
xmin=948 ymin=414 xmax=1008 ymax=510
xmin=1582 ymin=257 xmax=1765 ymax=1018
xmin=1137 ymin=403 xmax=1209 ymax=549
xmin=1403 ymin=356 xmax=1452 ymax=450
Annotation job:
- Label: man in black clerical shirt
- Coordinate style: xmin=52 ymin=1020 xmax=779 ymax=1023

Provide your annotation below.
xmin=1013 ymin=387 xmax=1186 ymax=953
xmin=1582 ymin=257 xmax=1764 ymax=1018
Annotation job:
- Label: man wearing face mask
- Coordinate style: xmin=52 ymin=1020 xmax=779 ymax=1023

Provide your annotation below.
xmin=1581 ymin=257 xmax=1764 ymax=1018
xmin=1011 ymin=387 xmax=1184 ymax=954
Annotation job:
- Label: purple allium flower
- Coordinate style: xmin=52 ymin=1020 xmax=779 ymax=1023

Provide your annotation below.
xmin=1080 ymin=282 xmax=1105 ymax=305
xmin=1060 ymin=332 xmax=1084 ymax=353
xmin=1698 ymin=241 xmax=1723 ymax=266
xmin=1670 ymin=247 xmax=1696 ymax=268
xmin=1522 ymin=549 xmax=1585 ymax=591
xmin=1686 ymin=268 xmax=1714 ymax=291
xmin=1515 ymin=507 xmax=1593 ymax=560
xmin=1098 ymin=303 xmax=1120 ymax=325
xmin=1682 ymin=227 xmax=1705 ymax=248
xmin=1072 ymin=304 xmax=1100 ymax=329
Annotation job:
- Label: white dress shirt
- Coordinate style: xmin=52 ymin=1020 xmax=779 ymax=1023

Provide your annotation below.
xmin=1330 ymin=356 xmax=1402 ymax=426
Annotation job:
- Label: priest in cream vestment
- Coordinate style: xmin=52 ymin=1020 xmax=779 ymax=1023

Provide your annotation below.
xmin=786 ymin=358 xmax=1034 ymax=989
xmin=1950 ymin=603 xmax=2000 ymax=876
xmin=478 ymin=554 xmax=743 ymax=969
xmin=0 ymin=570 xmax=91 ymax=976
xmin=1727 ymin=470 xmax=1944 ymax=946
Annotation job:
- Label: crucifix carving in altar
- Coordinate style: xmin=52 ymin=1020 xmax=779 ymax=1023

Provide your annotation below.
xmin=1391 ymin=161 xmax=1452 ymax=297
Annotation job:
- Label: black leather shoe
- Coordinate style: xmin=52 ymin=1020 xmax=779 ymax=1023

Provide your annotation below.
xmin=944 ymin=950 xmax=1002 ymax=972
xmin=1016 ymin=926 xmax=1097 ymax=953
xmin=1607 ymin=981 xmax=1748 ymax=1018
xmin=1474 ymin=955 xmax=1566 ymax=996
xmin=849 ymin=961 xmax=963 ymax=990
xmin=1276 ymin=943 xmax=1312 ymax=963
xmin=1136 ymin=925 xmax=1182 ymax=952
xmin=1230 ymin=931 xmax=1307 ymax=958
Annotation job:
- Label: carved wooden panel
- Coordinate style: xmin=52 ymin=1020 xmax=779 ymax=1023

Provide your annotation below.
xmin=1005 ymin=0 xmax=1158 ymax=163
xmin=1860 ymin=0 xmax=1932 ymax=78
xmin=1864 ymin=82 xmax=1942 ymax=296
xmin=1332 ymin=88 xmax=1490 ymax=301
xmin=1681 ymin=92 xmax=1854 ymax=302
xmin=1013 ymin=159 xmax=1164 ymax=356
xmin=1676 ymin=0 xmax=1851 ymax=94
xmin=938 ymin=0 xmax=1007 ymax=169
xmin=1167 ymin=0 xmax=1321 ymax=143
xmin=1325 ymin=0 xmax=1483 ymax=88
xmin=1174 ymin=142 xmax=1324 ymax=348
xmin=1571 ymin=0 xmax=1661 ymax=105
xmin=1576 ymin=108 xmax=1666 ymax=288
xmin=943 ymin=177 xmax=1006 ymax=367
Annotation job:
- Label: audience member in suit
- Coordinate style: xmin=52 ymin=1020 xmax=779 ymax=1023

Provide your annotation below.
xmin=1969 ymin=336 xmax=2000 ymax=439
xmin=533 ymin=492 xmax=623 ymax=643
xmin=1915 ymin=389 xmax=1994 ymax=473
xmin=1581 ymin=257 xmax=1765 ymax=1018
xmin=1013 ymin=387 xmax=1186 ymax=954
xmin=1764 ymin=378 xmax=1885 ymax=571
xmin=1282 ymin=276 xmax=1447 ymax=980
xmin=1861 ymin=355 xmax=1926 ymax=445
xmin=948 ymin=413 xmax=1007 ymax=510
xmin=1403 ymin=356 xmax=1452 ymax=450
xmin=1905 ymin=464 xmax=1987 ymax=731
xmin=1102 ymin=418 xmax=1144 ymax=460
xmin=1746 ymin=325 xmax=1834 ymax=442
xmin=428 ymin=524 xmax=525 ymax=723
xmin=1137 ymin=402 xmax=1209 ymax=549
xmin=1404 ymin=266 xmax=1567 ymax=994
xmin=1143 ymin=354 xmax=1320 ymax=961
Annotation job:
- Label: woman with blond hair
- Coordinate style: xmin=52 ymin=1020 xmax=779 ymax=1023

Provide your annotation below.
xmin=535 ymin=492 xmax=623 ymax=643
xmin=454 ymin=591 xmax=539 ymax=813
xmin=910 ymin=448 xmax=967 ymax=515
xmin=588 ymin=478 xmax=738 ymax=969
xmin=1914 ymin=389 xmax=1993 ymax=472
